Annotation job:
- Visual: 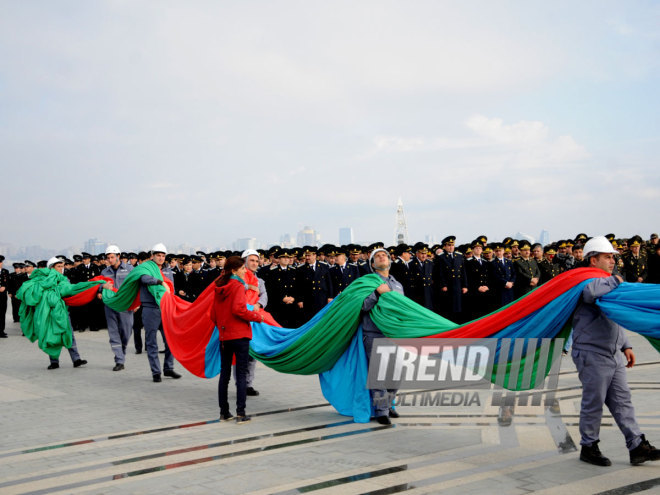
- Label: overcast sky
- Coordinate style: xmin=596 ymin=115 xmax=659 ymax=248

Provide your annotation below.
xmin=2 ymin=1 xmax=659 ymax=250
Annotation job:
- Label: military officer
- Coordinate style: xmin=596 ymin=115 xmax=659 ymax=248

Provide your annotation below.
xmin=538 ymin=245 xmax=563 ymax=284
xmin=265 ymin=249 xmax=299 ymax=328
xmin=0 ymin=255 xmax=8 ymax=338
xmin=174 ymin=257 xmax=198 ymax=302
xmin=296 ymin=246 xmax=332 ymax=323
xmin=465 ymin=240 xmax=492 ymax=320
xmin=490 ymin=242 xmax=516 ymax=308
xmin=410 ymin=242 xmax=434 ymax=310
xmin=513 ymin=240 xmax=541 ymax=298
xmin=433 ymin=236 xmax=468 ymax=322
xmin=329 ymin=246 xmax=360 ymax=298
xmin=622 ymin=235 xmax=647 ymax=283
xmin=389 ymin=244 xmax=416 ymax=298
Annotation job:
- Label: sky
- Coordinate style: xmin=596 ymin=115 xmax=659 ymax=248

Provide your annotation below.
xmin=1 ymin=1 xmax=659 ymax=251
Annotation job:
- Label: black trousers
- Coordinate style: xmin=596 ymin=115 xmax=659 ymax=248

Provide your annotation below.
xmin=218 ymin=338 xmax=250 ymax=416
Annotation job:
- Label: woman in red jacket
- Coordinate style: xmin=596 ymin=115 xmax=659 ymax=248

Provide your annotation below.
xmin=212 ymin=256 xmax=264 ymax=424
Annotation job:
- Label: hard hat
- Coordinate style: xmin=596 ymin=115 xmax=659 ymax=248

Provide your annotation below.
xmin=583 ymin=236 xmax=618 ymax=258
xmin=105 ymin=245 xmax=121 ymax=255
xmin=47 ymin=256 xmax=63 ymax=268
xmin=241 ymin=249 xmax=259 ymax=259
xmin=151 ymin=243 xmax=168 ymax=254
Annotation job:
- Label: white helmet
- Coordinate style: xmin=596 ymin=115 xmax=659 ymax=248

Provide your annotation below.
xmin=583 ymin=236 xmax=618 ymax=259
xmin=47 ymin=256 xmax=64 ymax=268
xmin=151 ymin=243 xmax=167 ymax=254
xmin=105 ymin=245 xmax=121 ymax=255
xmin=241 ymin=249 xmax=259 ymax=259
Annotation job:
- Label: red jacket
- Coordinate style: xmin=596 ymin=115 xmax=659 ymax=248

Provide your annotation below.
xmin=211 ymin=278 xmax=263 ymax=341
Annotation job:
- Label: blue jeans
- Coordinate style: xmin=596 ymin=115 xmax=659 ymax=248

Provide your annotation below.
xmin=218 ymin=338 xmax=251 ymax=416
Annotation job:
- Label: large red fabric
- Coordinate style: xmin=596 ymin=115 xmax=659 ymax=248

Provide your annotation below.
xmin=161 ymin=276 xmax=279 ymax=378
xmin=63 ymin=276 xmax=111 ymax=307
xmin=424 ymin=267 xmax=609 ymax=338
xmin=211 ymin=279 xmax=263 ymax=340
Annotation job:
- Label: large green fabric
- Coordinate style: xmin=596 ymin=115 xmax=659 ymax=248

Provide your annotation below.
xmin=16 ymin=269 xmax=103 ymax=358
xmin=101 ymin=260 xmax=165 ymax=311
xmin=251 ymin=275 xmax=384 ymax=374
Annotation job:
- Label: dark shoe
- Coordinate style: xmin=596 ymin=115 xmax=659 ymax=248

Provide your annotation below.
xmin=0 ymin=332 xmax=8 ymax=338
xmin=158 ymin=349 xmax=165 ymax=354
xmin=135 ymin=349 xmax=142 ymax=354
xmin=235 ymin=415 xmax=251 ymax=425
xmin=164 ymin=369 xmax=181 ymax=379
xmin=113 ymin=363 xmax=125 ymax=371
xmin=580 ymin=441 xmax=611 ymax=466
xmin=630 ymin=435 xmax=660 ymax=465
xmin=246 ymin=387 xmax=260 ymax=396
xmin=220 ymin=412 xmax=234 ymax=421
xmin=376 ymin=415 xmax=392 ymax=425
xmin=153 ymin=374 xmax=162 ymax=383
xmin=388 ymin=409 xmax=400 ymax=419
xmin=73 ymin=359 xmax=87 ymax=368
xmin=47 ymin=363 xmax=59 ymax=370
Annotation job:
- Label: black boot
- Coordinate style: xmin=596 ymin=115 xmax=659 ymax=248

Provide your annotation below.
xmin=630 ymin=435 xmax=660 ymax=465
xmin=580 ymin=441 xmax=611 ymax=466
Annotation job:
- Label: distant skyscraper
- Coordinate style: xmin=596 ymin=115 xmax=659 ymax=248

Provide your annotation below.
xmin=538 ymin=230 xmax=550 ymax=246
xmin=514 ymin=232 xmax=535 ymax=245
xmin=234 ymin=238 xmax=257 ymax=251
xmin=84 ymin=238 xmax=106 ymax=255
xmin=425 ymin=234 xmax=436 ymax=245
xmin=339 ymin=227 xmax=353 ymax=245
xmin=279 ymin=233 xmax=294 ymax=248
xmin=394 ymin=197 xmax=409 ymax=245
xmin=297 ymin=226 xmax=319 ymax=246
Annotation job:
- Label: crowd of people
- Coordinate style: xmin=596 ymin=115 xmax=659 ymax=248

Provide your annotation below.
xmin=1 ymin=232 xmax=660 ymax=464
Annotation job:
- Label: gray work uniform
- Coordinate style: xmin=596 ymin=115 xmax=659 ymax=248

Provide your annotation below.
xmin=571 ymin=275 xmax=642 ymax=450
xmin=101 ymin=262 xmax=134 ymax=364
xmin=362 ymin=272 xmax=404 ymax=417
xmin=234 ymin=273 xmax=268 ymax=387
xmin=140 ymin=267 xmax=174 ymax=375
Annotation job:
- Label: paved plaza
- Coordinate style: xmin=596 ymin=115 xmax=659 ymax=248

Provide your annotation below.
xmin=1 ymin=315 xmax=659 ymax=495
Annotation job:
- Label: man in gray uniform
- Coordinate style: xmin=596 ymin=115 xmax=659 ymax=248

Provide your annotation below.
xmin=100 ymin=245 xmax=134 ymax=371
xmin=233 ymin=249 xmax=268 ymax=396
xmin=140 ymin=243 xmax=181 ymax=383
xmin=362 ymin=248 xmax=404 ymax=425
xmin=572 ymin=236 xmax=660 ymax=466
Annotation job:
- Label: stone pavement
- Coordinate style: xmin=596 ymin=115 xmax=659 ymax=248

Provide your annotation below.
xmin=1 ymin=315 xmax=659 ymax=495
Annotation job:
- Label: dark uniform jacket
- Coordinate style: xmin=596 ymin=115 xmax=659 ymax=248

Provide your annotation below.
xmin=410 ymin=258 xmax=434 ymax=310
xmin=265 ymin=266 xmax=298 ymax=328
xmin=389 ymin=258 xmax=416 ymax=299
xmin=513 ymin=257 xmax=541 ymax=298
xmin=296 ymin=262 xmax=331 ymax=321
xmin=490 ymin=257 xmax=516 ymax=307
xmin=174 ymin=270 xmax=203 ymax=302
xmin=465 ymin=257 xmax=491 ymax=319
xmin=538 ymin=259 xmax=562 ymax=284
xmin=621 ymin=253 xmax=647 ymax=283
xmin=329 ymin=263 xmax=360 ymax=298
xmin=433 ymin=251 xmax=467 ymax=314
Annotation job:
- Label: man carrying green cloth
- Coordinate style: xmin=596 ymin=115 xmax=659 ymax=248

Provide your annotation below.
xmin=17 ymin=256 xmax=108 ymax=370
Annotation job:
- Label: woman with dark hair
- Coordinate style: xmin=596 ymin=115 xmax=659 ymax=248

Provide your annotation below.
xmin=212 ymin=256 xmax=264 ymax=424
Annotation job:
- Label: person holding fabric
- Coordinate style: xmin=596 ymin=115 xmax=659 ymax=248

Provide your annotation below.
xmin=572 ymin=236 xmax=660 ymax=466
xmin=139 ymin=244 xmax=181 ymax=383
xmin=231 ymin=249 xmax=268 ymax=397
xmin=362 ymin=248 xmax=404 ymax=425
xmin=38 ymin=257 xmax=95 ymax=369
xmin=100 ymin=245 xmax=134 ymax=371
xmin=0 ymin=255 xmax=9 ymax=338
xmin=211 ymin=256 xmax=265 ymax=424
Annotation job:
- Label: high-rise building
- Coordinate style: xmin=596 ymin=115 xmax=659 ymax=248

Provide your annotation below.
xmin=394 ymin=197 xmax=409 ymax=245
xmin=234 ymin=238 xmax=257 ymax=251
xmin=538 ymin=230 xmax=550 ymax=246
xmin=297 ymin=226 xmax=320 ymax=246
xmin=279 ymin=233 xmax=294 ymax=248
xmin=514 ymin=232 xmax=535 ymax=245
xmin=339 ymin=227 xmax=353 ymax=245
xmin=84 ymin=238 xmax=107 ymax=255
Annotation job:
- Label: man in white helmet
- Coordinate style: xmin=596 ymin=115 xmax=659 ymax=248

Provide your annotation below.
xmin=572 ymin=236 xmax=659 ymax=466
xmin=139 ymin=243 xmax=181 ymax=383
xmin=100 ymin=245 xmax=134 ymax=371
xmin=362 ymin=248 xmax=404 ymax=425
xmin=231 ymin=249 xmax=268 ymax=396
